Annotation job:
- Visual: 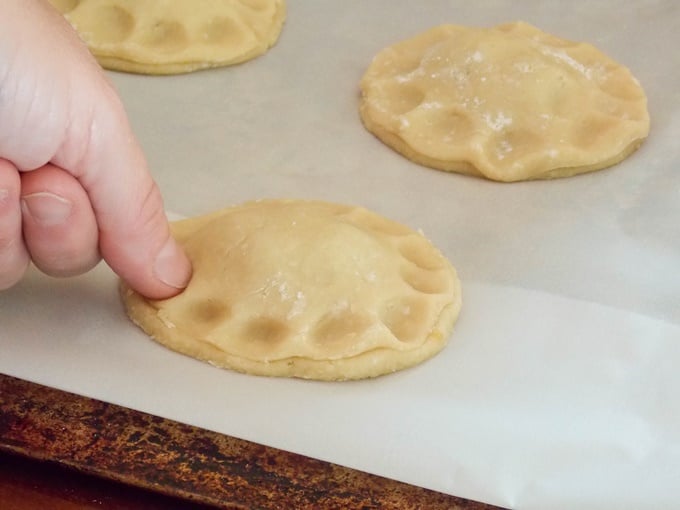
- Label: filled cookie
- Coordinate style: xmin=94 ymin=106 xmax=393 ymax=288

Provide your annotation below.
xmin=49 ymin=0 xmax=286 ymax=74
xmin=121 ymin=200 xmax=462 ymax=380
xmin=359 ymin=22 xmax=650 ymax=182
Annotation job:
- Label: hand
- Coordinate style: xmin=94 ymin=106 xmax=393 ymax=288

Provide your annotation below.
xmin=0 ymin=0 xmax=191 ymax=298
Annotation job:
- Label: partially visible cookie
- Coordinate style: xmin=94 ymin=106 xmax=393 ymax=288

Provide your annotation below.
xmin=49 ymin=0 xmax=286 ymax=74
xmin=359 ymin=22 xmax=650 ymax=182
xmin=121 ymin=200 xmax=462 ymax=380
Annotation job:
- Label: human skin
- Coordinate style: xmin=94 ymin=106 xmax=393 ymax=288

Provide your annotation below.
xmin=0 ymin=0 xmax=191 ymax=298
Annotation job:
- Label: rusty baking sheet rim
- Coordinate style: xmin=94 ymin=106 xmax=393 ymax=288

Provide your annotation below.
xmin=0 ymin=373 xmax=504 ymax=510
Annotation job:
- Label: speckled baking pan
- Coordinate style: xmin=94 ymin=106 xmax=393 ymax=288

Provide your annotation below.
xmin=2 ymin=1 xmax=679 ymax=508
xmin=0 ymin=374 xmax=503 ymax=510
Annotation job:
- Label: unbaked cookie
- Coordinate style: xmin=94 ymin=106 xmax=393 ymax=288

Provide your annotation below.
xmin=359 ymin=22 xmax=650 ymax=182
xmin=121 ymin=200 xmax=462 ymax=380
xmin=48 ymin=0 xmax=286 ymax=74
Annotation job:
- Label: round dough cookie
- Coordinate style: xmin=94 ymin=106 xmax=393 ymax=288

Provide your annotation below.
xmin=121 ymin=200 xmax=462 ymax=380
xmin=48 ymin=0 xmax=286 ymax=74
xmin=359 ymin=22 xmax=650 ymax=182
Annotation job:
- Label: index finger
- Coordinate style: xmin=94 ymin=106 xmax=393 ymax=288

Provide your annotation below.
xmin=66 ymin=86 xmax=193 ymax=299
xmin=2 ymin=0 xmax=191 ymax=298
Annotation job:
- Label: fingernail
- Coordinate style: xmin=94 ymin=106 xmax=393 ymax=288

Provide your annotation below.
xmin=153 ymin=237 xmax=191 ymax=289
xmin=0 ymin=189 xmax=9 ymax=204
xmin=21 ymin=192 xmax=73 ymax=226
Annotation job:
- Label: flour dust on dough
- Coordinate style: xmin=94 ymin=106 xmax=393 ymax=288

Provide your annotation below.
xmin=121 ymin=199 xmax=462 ymax=380
xmin=359 ymin=22 xmax=650 ymax=182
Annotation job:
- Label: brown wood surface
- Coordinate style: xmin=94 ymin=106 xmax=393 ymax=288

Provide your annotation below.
xmin=0 ymin=449 xmax=215 ymax=510
xmin=0 ymin=373 xmax=505 ymax=509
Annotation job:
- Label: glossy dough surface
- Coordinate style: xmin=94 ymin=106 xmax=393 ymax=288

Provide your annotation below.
xmin=359 ymin=22 xmax=650 ymax=182
xmin=121 ymin=200 xmax=462 ymax=380
xmin=49 ymin=0 xmax=286 ymax=74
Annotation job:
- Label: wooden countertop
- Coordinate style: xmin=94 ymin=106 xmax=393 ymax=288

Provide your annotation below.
xmin=0 ymin=374 xmax=504 ymax=510
xmin=0 ymin=449 xmax=214 ymax=510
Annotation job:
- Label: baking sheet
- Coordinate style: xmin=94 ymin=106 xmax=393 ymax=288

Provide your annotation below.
xmin=1 ymin=1 xmax=679 ymax=508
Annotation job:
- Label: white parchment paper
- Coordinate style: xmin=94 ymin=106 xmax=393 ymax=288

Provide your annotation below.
xmin=1 ymin=2 xmax=679 ymax=508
